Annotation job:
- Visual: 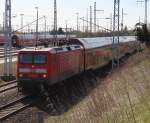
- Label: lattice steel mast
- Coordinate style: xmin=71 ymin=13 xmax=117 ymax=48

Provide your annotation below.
xmin=90 ymin=6 xmax=92 ymax=33
xmin=137 ymin=0 xmax=149 ymax=25
xmin=145 ymin=0 xmax=148 ymax=24
xmin=94 ymin=2 xmax=104 ymax=33
xmin=53 ymin=0 xmax=57 ymax=46
xmin=112 ymin=0 xmax=120 ymax=69
xmin=35 ymin=7 xmax=39 ymax=47
xmin=121 ymin=8 xmax=124 ymax=31
xmin=8 ymin=0 xmax=13 ymax=78
xmin=86 ymin=9 xmax=89 ymax=32
xmin=76 ymin=12 xmax=79 ymax=32
xmin=2 ymin=0 xmax=14 ymax=80
xmin=94 ymin=2 xmax=96 ymax=33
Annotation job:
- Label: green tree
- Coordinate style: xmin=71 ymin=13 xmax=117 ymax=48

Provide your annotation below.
xmin=135 ymin=23 xmax=150 ymax=47
xmin=58 ymin=27 xmax=64 ymax=34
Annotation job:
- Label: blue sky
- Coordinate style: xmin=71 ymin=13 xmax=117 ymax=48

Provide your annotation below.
xmin=0 ymin=0 xmax=149 ymax=31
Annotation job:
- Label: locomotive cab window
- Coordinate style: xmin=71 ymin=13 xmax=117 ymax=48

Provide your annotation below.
xmin=19 ymin=54 xmax=32 ymax=64
xmin=34 ymin=54 xmax=47 ymax=64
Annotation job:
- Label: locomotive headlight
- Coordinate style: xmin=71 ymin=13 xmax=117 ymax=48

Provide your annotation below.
xmin=35 ymin=69 xmax=47 ymax=74
xmin=19 ymin=74 xmax=23 ymax=77
xmin=43 ymin=74 xmax=47 ymax=78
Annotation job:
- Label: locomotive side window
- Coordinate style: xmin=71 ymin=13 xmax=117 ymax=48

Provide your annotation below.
xmin=34 ymin=54 xmax=47 ymax=64
xmin=20 ymin=54 xmax=32 ymax=64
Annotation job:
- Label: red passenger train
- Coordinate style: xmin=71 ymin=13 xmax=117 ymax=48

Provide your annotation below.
xmin=17 ymin=36 xmax=140 ymax=91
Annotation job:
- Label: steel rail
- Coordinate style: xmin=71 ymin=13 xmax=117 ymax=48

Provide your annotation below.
xmin=0 ymin=81 xmax=17 ymax=93
xmin=0 ymin=100 xmax=31 ymax=121
xmin=0 ymin=95 xmax=36 ymax=122
xmin=0 ymin=80 xmax=17 ymax=88
xmin=0 ymin=95 xmax=28 ymax=110
xmin=0 ymin=53 xmax=17 ymax=58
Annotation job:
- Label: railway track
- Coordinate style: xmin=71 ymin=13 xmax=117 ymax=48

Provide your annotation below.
xmin=0 ymin=48 xmax=19 ymax=58
xmin=0 ymin=95 xmax=32 ymax=121
xmin=0 ymin=80 xmax=18 ymax=93
xmin=0 ymin=54 xmax=17 ymax=58
xmin=0 ymin=80 xmax=35 ymax=122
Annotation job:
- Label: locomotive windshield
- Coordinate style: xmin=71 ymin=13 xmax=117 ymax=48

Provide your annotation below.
xmin=34 ymin=54 xmax=47 ymax=64
xmin=19 ymin=53 xmax=47 ymax=64
xmin=19 ymin=54 xmax=32 ymax=64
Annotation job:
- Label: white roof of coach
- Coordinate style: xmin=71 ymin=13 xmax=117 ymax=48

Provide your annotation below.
xmin=77 ymin=36 xmax=136 ymax=49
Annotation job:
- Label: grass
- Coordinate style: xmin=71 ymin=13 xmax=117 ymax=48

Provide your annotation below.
xmin=0 ymin=62 xmax=16 ymax=84
xmin=43 ymin=48 xmax=150 ymax=123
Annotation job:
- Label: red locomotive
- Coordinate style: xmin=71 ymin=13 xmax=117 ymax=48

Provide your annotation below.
xmin=17 ymin=36 xmax=140 ymax=91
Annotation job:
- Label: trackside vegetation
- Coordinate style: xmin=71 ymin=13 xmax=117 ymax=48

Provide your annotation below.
xmin=135 ymin=23 xmax=150 ymax=47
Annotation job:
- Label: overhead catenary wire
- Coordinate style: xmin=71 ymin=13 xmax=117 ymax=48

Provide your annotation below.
xmin=80 ymin=17 xmax=112 ymax=32
xmin=13 ymin=16 xmax=45 ymax=33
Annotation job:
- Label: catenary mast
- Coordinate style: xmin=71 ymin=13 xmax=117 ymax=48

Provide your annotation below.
xmin=53 ymin=0 xmax=57 ymax=46
xmin=112 ymin=0 xmax=120 ymax=69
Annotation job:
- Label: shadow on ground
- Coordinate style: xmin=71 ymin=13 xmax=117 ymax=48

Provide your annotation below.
xmin=34 ymin=62 xmax=112 ymax=116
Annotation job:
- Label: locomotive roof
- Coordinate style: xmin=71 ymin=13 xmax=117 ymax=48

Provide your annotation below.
xmin=76 ymin=36 xmax=136 ymax=49
xmin=19 ymin=45 xmax=82 ymax=53
xmin=20 ymin=47 xmax=53 ymax=52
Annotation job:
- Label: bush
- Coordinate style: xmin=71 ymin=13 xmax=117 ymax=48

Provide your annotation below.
xmin=135 ymin=23 xmax=150 ymax=47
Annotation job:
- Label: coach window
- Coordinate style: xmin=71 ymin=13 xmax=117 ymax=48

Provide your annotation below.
xmin=34 ymin=54 xmax=47 ymax=64
xmin=20 ymin=54 xmax=32 ymax=64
